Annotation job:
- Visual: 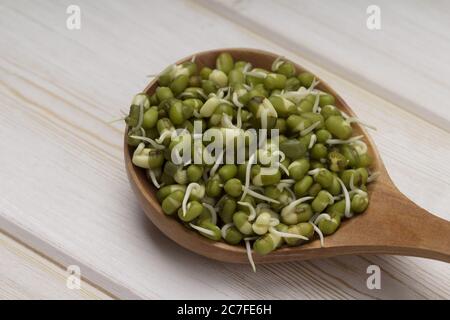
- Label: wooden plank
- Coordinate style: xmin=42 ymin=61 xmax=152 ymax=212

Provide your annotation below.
xmin=0 ymin=0 xmax=449 ymax=299
xmin=201 ymin=0 xmax=450 ymax=131
xmin=0 ymin=231 xmax=112 ymax=299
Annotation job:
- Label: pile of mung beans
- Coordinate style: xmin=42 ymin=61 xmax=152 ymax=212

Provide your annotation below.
xmin=125 ymin=52 xmax=377 ymax=271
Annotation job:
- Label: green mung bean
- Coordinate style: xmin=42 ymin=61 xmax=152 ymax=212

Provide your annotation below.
xmin=126 ymin=51 xmax=376 ymax=269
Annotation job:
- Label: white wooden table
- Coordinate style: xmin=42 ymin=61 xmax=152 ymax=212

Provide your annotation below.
xmin=0 ymin=0 xmax=449 ymax=299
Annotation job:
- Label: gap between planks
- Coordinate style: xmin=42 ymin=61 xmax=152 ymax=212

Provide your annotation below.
xmin=194 ymin=0 xmax=450 ymax=133
xmin=0 ymin=230 xmax=113 ymax=299
xmin=0 ymin=218 xmax=134 ymax=300
xmin=0 ymin=0 xmax=446 ymax=298
xmin=0 ymin=43 xmax=450 ymax=299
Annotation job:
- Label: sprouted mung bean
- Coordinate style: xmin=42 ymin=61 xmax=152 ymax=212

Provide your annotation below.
xmin=125 ymin=52 xmax=378 ymax=272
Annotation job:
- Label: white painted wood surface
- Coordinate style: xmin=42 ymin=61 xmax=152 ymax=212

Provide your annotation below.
xmin=202 ymin=0 xmax=450 ymax=132
xmin=0 ymin=0 xmax=449 ymax=299
xmin=0 ymin=232 xmax=112 ymax=299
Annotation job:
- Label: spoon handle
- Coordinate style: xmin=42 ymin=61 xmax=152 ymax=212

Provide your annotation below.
xmin=392 ymin=200 xmax=450 ymax=262
xmin=370 ymin=180 xmax=450 ymax=263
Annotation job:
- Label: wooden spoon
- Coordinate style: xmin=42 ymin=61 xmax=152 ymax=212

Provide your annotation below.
xmin=125 ymin=48 xmax=450 ymax=264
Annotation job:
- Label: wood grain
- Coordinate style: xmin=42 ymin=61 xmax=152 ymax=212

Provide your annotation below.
xmin=0 ymin=231 xmax=112 ymax=300
xmin=200 ymin=0 xmax=450 ymax=132
xmin=126 ymin=48 xmax=450 ymax=264
xmin=0 ymin=0 xmax=449 ymax=299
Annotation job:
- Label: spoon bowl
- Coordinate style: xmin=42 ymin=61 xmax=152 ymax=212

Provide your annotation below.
xmin=125 ymin=48 xmax=450 ymax=264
